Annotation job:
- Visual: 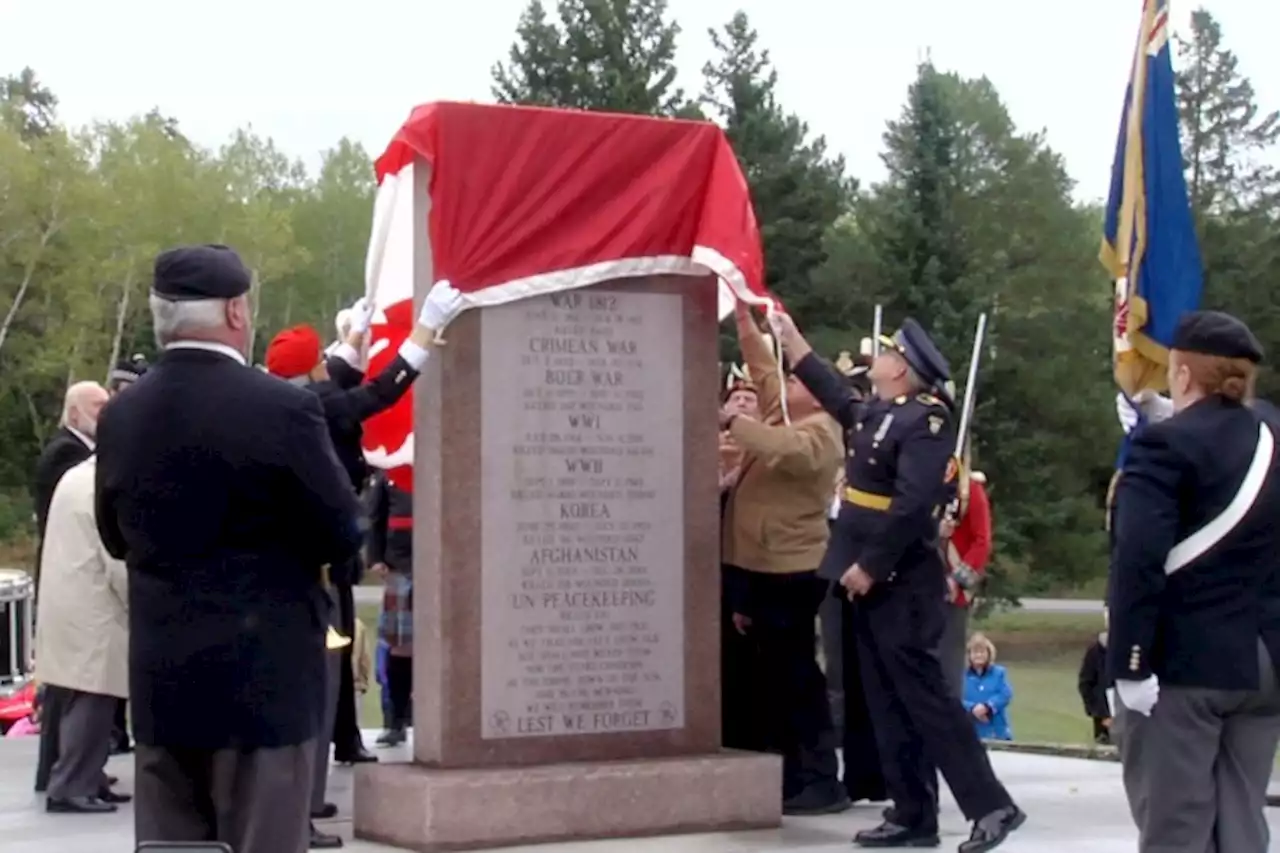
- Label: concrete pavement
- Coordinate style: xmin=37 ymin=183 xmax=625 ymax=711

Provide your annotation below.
xmin=7 ymin=731 xmax=1265 ymax=852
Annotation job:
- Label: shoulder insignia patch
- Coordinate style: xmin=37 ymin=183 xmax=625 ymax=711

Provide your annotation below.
xmin=928 ymin=414 xmax=944 ymax=435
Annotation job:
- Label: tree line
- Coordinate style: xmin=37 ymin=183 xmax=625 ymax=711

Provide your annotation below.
xmin=1 ymin=3 xmax=1275 ymax=598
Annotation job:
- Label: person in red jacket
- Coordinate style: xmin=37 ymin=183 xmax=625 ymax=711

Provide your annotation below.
xmin=940 ymin=469 xmax=993 ymax=699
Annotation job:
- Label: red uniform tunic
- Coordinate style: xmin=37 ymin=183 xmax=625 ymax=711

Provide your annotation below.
xmin=947 ymin=476 xmax=992 ymax=607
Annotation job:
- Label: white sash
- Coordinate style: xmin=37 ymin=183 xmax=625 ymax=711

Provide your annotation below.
xmin=1164 ymin=422 xmax=1275 ymax=575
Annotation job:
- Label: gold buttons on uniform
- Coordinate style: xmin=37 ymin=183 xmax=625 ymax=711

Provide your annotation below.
xmin=1129 ymin=645 xmax=1141 ymax=672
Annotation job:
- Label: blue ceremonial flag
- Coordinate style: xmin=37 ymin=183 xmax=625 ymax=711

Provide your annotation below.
xmin=1100 ymin=0 xmax=1203 ymax=396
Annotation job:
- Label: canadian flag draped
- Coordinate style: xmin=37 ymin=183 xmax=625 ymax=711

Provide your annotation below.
xmin=361 ymin=102 xmax=774 ymax=491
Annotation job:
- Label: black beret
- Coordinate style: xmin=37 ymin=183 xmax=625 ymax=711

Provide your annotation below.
xmin=1172 ymin=310 xmax=1263 ymax=363
xmin=152 ymin=244 xmax=251 ymax=301
xmin=879 ymin=317 xmax=952 ymax=389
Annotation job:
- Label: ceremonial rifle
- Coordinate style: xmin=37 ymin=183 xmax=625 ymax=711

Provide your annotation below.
xmin=943 ymin=312 xmax=988 ymax=592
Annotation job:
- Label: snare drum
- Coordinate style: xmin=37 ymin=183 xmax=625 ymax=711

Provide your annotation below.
xmin=0 ymin=569 xmax=34 ymax=685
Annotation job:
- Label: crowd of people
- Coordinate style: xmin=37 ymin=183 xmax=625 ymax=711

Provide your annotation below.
xmin=19 ymin=238 xmax=1280 ymax=853
xmin=716 ymin=302 xmax=1022 ymax=851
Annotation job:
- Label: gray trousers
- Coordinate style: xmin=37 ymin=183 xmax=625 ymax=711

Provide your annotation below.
xmin=819 ymin=585 xmax=844 ymax=737
xmin=311 ymin=646 xmax=342 ymax=812
xmin=940 ymin=604 xmax=971 ymax=701
xmin=47 ymin=689 xmax=116 ymax=800
xmin=135 ymin=740 xmax=315 ymax=853
xmin=1119 ymin=640 xmax=1280 ymax=853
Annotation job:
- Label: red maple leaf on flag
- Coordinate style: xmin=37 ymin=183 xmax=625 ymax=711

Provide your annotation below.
xmin=362 ymin=299 xmax=414 ymax=491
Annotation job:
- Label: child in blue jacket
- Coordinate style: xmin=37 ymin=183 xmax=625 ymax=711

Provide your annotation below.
xmin=963 ymin=633 xmax=1013 ymax=741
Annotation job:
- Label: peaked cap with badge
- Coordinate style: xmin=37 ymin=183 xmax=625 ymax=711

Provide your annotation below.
xmin=878 ymin=317 xmax=954 ymax=405
xmin=108 ymin=353 xmax=150 ymax=391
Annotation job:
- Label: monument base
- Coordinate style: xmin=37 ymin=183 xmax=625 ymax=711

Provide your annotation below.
xmin=354 ymin=751 xmax=782 ymax=851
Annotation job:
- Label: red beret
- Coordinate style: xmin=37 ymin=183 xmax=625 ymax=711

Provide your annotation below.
xmin=265 ymin=325 xmax=322 ymax=379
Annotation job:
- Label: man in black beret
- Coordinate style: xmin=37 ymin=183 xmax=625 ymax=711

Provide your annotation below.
xmin=774 ymin=312 xmax=1025 ymax=852
xmin=93 ymin=244 xmax=364 ymax=853
xmin=1109 ymin=309 xmax=1280 ymax=853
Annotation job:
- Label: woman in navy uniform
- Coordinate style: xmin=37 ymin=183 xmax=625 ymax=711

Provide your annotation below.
xmin=775 ymin=312 xmax=1024 ymax=853
xmin=1109 ymin=311 xmax=1280 ymax=853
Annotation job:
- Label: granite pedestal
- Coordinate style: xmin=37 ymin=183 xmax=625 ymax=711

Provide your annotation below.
xmin=355 ymin=272 xmax=780 ymax=850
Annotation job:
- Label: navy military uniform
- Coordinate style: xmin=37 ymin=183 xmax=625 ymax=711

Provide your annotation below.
xmin=1109 ymin=311 xmax=1280 ymax=853
xmin=792 ymin=318 xmax=1022 ymax=851
xmin=815 ymin=348 xmax=877 ymax=762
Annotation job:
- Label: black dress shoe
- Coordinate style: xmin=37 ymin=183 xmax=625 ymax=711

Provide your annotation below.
xmin=309 ymin=823 xmax=345 ymax=849
xmin=958 ymin=806 xmax=1026 ymax=853
xmin=853 ymin=821 xmax=940 ymax=848
xmin=47 ymin=796 xmax=118 ymax=814
xmin=312 ymin=802 xmax=339 ymax=819
xmin=846 ymin=787 xmax=888 ymax=805
xmin=783 ymin=786 xmax=851 ymax=816
xmin=98 ymin=788 xmax=133 ymax=804
xmin=375 ymin=727 xmax=406 ymax=747
xmin=334 ymin=745 xmax=377 ymax=764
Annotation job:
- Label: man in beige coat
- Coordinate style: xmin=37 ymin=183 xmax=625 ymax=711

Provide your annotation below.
xmin=720 ymin=302 xmax=847 ymax=815
xmin=34 ymin=456 xmax=131 ymax=814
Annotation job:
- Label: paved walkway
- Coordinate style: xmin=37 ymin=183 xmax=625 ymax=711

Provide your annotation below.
xmin=3 ymin=731 xmax=1277 ymax=852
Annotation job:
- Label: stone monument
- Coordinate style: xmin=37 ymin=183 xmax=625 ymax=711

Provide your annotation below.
xmin=354 ymin=163 xmax=780 ymax=851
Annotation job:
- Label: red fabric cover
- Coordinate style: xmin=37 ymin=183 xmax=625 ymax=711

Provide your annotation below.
xmin=362 ymin=102 xmax=774 ymax=492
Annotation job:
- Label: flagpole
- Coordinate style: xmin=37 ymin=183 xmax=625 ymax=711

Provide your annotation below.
xmin=872 ymin=304 xmax=883 ymax=357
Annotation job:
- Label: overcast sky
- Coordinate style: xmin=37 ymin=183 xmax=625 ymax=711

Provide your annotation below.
xmin=3 ymin=0 xmax=1273 ymax=202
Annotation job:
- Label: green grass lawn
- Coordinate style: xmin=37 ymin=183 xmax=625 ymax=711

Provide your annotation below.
xmin=352 ymin=603 xmax=1106 ymax=745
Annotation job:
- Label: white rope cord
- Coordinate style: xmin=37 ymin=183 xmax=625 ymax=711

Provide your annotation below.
xmin=767 ymin=307 xmax=791 ymax=425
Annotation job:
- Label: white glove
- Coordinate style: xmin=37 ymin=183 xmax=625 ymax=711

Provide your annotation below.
xmin=1116 ymin=675 xmax=1160 ymax=717
xmin=419 ymin=280 xmax=465 ymax=331
xmin=1138 ymin=392 xmax=1174 ymax=424
xmin=348 ymin=297 xmax=376 ymax=335
xmin=1116 ymin=393 xmax=1140 ymax=434
xmin=335 ymin=308 xmax=353 ymax=339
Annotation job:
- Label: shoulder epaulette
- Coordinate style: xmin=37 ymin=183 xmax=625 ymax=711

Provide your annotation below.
xmin=916 ymin=392 xmax=947 ymax=409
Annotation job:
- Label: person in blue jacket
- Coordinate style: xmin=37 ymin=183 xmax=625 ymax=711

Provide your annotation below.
xmin=375 ymin=639 xmax=392 ymax=731
xmin=963 ymin=633 xmax=1013 ymax=741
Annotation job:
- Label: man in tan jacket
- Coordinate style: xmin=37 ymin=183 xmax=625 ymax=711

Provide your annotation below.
xmin=720 ymin=303 xmax=848 ymax=816
xmin=34 ymin=456 xmax=131 ymax=814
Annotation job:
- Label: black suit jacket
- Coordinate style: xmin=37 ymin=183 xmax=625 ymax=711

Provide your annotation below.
xmin=94 ymin=346 xmax=363 ymax=750
xmin=33 ymin=427 xmax=93 ymax=540
xmin=1107 ymin=395 xmax=1280 ymax=690
xmin=307 ymin=353 xmax=419 ymax=493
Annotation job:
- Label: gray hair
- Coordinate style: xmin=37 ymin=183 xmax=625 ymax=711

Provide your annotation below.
xmin=904 ymin=364 xmax=927 ymax=394
xmin=150 ymin=294 xmax=229 ymax=346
